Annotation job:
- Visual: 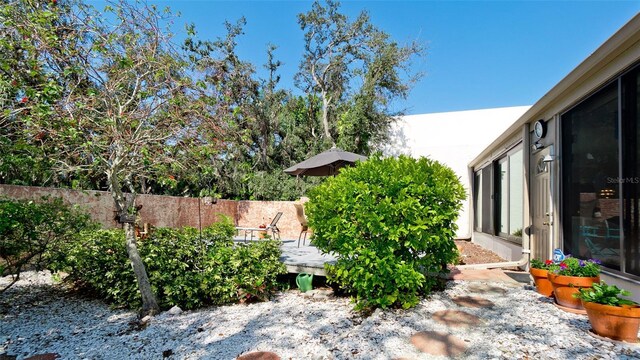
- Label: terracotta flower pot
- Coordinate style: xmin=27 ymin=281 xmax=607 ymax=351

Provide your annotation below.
xmin=582 ymin=300 xmax=640 ymax=342
xmin=530 ymin=268 xmax=554 ymax=297
xmin=547 ymin=273 xmax=600 ymax=310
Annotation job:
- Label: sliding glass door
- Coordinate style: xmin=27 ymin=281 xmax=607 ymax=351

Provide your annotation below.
xmin=561 ymin=81 xmax=621 ymax=270
xmin=562 ymin=62 xmax=640 ymax=277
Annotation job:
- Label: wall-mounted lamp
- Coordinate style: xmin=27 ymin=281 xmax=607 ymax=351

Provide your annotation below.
xmin=542 ymin=154 xmax=555 ymax=163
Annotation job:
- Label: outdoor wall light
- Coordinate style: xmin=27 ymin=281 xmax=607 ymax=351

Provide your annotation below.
xmin=542 ymin=154 xmax=555 ymax=163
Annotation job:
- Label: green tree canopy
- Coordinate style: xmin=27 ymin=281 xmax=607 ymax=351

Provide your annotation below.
xmin=1 ymin=0 xmax=425 ymax=202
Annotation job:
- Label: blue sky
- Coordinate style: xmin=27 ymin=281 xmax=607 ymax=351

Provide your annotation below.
xmin=145 ymin=0 xmax=640 ymax=115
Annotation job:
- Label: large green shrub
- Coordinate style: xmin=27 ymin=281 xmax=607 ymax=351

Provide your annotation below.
xmin=307 ymin=154 xmax=465 ymax=311
xmin=51 ymin=217 xmax=287 ymax=310
xmin=0 ymin=196 xmax=96 ymax=292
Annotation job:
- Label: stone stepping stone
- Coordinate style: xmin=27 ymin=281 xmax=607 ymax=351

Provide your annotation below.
xmin=466 ymin=283 xmax=508 ymax=295
xmin=452 ymin=295 xmax=495 ymax=308
xmin=236 ymin=351 xmax=280 ymax=360
xmin=432 ymin=309 xmax=483 ymax=327
xmin=24 ymin=355 xmax=60 ymax=360
xmin=447 ymin=268 xmax=517 ymax=282
xmin=410 ymin=331 xmax=467 ymax=357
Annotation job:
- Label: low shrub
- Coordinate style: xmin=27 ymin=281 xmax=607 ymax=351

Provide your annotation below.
xmin=307 ymin=154 xmax=465 ymax=311
xmin=54 ymin=228 xmax=138 ymax=304
xmin=0 ymin=196 xmax=96 ymax=292
xmin=51 ymin=216 xmax=287 ymax=310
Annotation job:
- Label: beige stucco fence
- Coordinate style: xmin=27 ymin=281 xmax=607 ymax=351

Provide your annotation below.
xmin=0 ymin=184 xmax=304 ymax=240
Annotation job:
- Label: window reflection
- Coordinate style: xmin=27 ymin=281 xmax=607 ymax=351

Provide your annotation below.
xmin=562 ymin=81 xmax=621 ymax=270
xmin=474 ymin=172 xmax=482 ymax=231
xmin=509 ymin=150 xmax=524 ymax=237
xmin=496 ymin=148 xmax=523 ymax=241
xmin=500 ymin=159 xmax=508 ymax=234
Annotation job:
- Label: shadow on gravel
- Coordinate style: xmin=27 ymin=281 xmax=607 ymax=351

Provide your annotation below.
xmin=395 ymin=280 xmax=636 ymax=359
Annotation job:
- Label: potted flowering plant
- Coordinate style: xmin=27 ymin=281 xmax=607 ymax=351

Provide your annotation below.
xmin=547 ymin=257 xmax=601 ymax=312
xmin=530 ymin=258 xmax=554 ymax=297
xmin=575 ymin=281 xmax=640 ymax=342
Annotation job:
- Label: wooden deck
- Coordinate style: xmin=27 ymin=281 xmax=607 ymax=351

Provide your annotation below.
xmin=232 ymin=238 xmax=336 ymax=276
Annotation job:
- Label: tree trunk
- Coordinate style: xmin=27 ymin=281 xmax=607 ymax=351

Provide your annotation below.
xmin=321 ymin=93 xmax=334 ymax=145
xmin=124 ymin=222 xmax=159 ymax=316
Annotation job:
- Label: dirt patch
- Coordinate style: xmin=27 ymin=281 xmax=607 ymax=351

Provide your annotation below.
xmin=454 ymin=239 xmax=507 ymax=265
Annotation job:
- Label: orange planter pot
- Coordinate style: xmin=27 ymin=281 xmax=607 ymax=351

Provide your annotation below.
xmin=583 ymin=300 xmax=640 ymax=343
xmin=530 ymin=268 xmax=554 ymax=297
xmin=547 ymin=273 xmax=600 ymax=310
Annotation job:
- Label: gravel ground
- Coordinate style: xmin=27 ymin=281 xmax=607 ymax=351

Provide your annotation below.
xmin=2 ymin=271 xmax=639 ymax=360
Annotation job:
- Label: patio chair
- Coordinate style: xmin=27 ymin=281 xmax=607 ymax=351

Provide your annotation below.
xmin=584 ymin=237 xmax=620 ymax=258
xmin=580 ymin=224 xmax=620 ymax=258
xmin=236 ymin=212 xmax=282 ymax=242
xmin=294 ymin=202 xmax=309 ymax=247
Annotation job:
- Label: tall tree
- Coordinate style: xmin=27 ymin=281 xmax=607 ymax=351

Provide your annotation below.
xmin=252 ymin=44 xmax=287 ymax=171
xmin=337 ymin=30 xmax=423 ymax=154
xmin=296 ymin=0 xmax=423 ymax=151
xmin=184 ymin=18 xmax=260 ymax=199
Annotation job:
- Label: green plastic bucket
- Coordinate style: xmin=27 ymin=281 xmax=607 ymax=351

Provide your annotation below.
xmin=296 ymin=273 xmax=313 ymax=292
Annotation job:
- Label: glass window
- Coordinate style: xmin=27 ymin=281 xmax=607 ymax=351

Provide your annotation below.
xmin=499 ymin=159 xmax=509 ymax=234
xmin=562 ymin=81 xmax=621 ymax=270
xmin=495 ymin=148 xmax=524 ymax=241
xmin=509 ymin=149 xmax=524 ymax=237
xmin=474 ymin=171 xmax=482 ymax=231
xmin=481 ymin=165 xmax=493 ymax=234
xmin=622 ymin=67 xmax=640 ymax=277
xmin=473 ymin=146 xmax=523 ymax=241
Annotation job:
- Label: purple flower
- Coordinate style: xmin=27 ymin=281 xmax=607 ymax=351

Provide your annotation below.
xmin=589 ymin=258 xmax=602 ymax=265
xmin=579 ymin=260 xmax=585 ymax=267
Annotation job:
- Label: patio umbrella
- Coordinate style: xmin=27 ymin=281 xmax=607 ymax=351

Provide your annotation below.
xmin=284 ymin=147 xmax=367 ymax=176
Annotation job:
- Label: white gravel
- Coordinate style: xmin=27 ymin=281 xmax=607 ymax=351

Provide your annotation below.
xmin=2 ymin=271 xmax=639 ymax=360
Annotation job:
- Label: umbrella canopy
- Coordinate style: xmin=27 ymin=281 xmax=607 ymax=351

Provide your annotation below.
xmin=284 ymin=147 xmax=367 ymax=176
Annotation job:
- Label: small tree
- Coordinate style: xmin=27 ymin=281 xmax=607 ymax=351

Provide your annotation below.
xmin=1 ymin=0 xmax=216 ymax=315
xmin=306 ymin=155 xmax=465 ymax=311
